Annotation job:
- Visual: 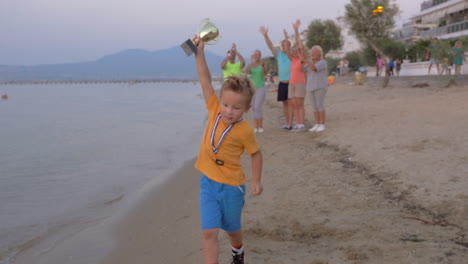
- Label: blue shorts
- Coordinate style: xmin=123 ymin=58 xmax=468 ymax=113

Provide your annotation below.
xmin=277 ymin=82 xmax=289 ymax=101
xmin=199 ymin=175 xmax=245 ymax=232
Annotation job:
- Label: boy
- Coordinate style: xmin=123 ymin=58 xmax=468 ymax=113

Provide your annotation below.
xmin=193 ymin=35 xmax=264 ymax=264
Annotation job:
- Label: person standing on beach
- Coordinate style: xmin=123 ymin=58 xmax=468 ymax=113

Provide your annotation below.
xmin=301 ymin=45 xmax=328 ymax=132
xmin=452 ymin=40 xmax=464 ymax=75
xmin=193 ymin=35 xmax=264 ymax=264
xmin=259 ymin=25 xmax=293 ymax=130
xmin=284 ymin=19 xmax=307 ymax=131
xmin=221 ymin=43 xmax=246 ymax=79
xmin=376 ymin=56 xmax=384 ymax=76
xmin=245 ymin=50 xmax=267 ymax=133
xmin=395 ymin=58 xmax=402 ymax=76
xmin=426 ymin=38 xmax=441 ymax=75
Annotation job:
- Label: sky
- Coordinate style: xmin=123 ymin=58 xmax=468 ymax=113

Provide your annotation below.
xmin=0 ymin=0 xmax=422 ymax=65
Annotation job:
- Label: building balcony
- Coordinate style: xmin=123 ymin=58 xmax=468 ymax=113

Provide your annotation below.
xmin=420 ymin=19 xmax=468 ymax=39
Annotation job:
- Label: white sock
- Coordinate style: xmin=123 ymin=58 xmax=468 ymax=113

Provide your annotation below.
xmin=231 ymin=245 xmax=244 ymax=255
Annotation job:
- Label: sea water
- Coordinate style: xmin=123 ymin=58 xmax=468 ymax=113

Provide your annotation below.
xmin=0 ymin=81 xmax=209 ymax=263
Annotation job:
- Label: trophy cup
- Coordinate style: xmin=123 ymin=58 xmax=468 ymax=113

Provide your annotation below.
xmin=181 ymin=18 xmax=220 ymax=56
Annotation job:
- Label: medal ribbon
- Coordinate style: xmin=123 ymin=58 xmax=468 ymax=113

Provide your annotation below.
xmin=211 ymin=113 xmax=242 ymax=154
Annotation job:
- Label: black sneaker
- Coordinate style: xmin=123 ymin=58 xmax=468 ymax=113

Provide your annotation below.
xmin=231 ymin=252 xmax=244 ymax=264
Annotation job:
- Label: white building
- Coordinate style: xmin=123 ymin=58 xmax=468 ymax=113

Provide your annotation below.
xmin=394 ymin=0 xmax=468 ymax=42
xmin=328 ymin=16 xmax=362 ymax=59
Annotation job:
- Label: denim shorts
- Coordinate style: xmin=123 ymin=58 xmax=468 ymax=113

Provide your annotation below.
xmin=199 ymin=175 xmax=245 ymax=232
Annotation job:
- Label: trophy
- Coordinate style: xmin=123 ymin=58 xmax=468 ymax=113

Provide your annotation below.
xmin=181 ymin=18 xmax=220 ymax=56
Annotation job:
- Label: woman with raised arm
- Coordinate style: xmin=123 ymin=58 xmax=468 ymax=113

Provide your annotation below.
xmin=301 ymin=44 xmax=328 ymax=132
xmin=221 ymin=43 xmax=246 ymax=79
xmin=284 ymin=19 xmax=307 ymax=131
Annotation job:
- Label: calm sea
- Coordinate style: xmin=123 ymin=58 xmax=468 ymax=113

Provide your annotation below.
xmin=0 ymin=81 xmax=209 ymax=264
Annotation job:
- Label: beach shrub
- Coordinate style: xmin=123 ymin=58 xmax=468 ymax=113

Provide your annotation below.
xmin=407 ymin=39 xmax=430 ymax=62
xmin=325 ymin=57 xmax=341 ymax=75
xmin=345 ymin=50 xmax=368 ymax=71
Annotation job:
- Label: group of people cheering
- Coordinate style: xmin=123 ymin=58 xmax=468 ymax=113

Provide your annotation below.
xmin=221 ymin=19 xmax=329 ymax=133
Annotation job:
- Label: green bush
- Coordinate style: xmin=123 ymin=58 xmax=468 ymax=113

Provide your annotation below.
xmin=325 ymin=57 xmax=341 ymax=75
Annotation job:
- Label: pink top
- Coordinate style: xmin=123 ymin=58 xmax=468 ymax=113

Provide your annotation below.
xmin=377 ymin=58 xmax=384 ymax=68
xmin=290 ymin=57 xmax=306 ymax=84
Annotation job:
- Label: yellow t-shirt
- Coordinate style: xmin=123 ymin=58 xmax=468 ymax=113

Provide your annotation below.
xmin=195 ymin=94 xmax=259 ymax=186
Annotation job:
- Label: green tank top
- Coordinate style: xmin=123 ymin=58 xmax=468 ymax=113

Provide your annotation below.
xmin=223 ymin=62 xmax=243 ymax=79
xmin=249 ymin=65 xmax=265 ymax=88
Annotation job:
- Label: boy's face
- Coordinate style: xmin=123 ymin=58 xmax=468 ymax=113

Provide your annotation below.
xmin=219 ymin=90 xmax=250 ymax=124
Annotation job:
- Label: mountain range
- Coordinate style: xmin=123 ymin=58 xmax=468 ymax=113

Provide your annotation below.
xmin=0 ymin=46 xmax=225 ymax=82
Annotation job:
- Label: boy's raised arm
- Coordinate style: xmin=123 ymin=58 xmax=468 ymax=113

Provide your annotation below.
xmin=194 ymin=36 xmax=215 ymax=104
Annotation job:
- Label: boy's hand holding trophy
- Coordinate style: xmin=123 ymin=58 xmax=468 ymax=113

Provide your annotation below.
xmin=181 ymin=18 xmax=220 ymax=56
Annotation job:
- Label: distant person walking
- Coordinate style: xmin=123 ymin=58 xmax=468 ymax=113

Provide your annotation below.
xmin=395 ymin=58 xmax=402 ymax=76
xmin=245 ymin=50 xmax=267 ymax=133
xmin=376 ymin=57 xmax=384 ymax=76
xmin=339 ymin=58 xmax=349 ymax=76
xmin=426 ymin=38 xmax=441 ymax=75
xmin=388 ymin=59 xmax=395 ymax=76
xmin=259 ymin=25 xmax=293 ymax=130
xmin=452 ymin=40 xmax=464 ymax=75
xmin=221 ymin=43 xmax=246 ymax=79
xmin=440 ymin=56 xmax=451 ymax=75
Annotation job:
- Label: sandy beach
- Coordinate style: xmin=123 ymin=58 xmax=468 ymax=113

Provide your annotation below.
xmin=101 ymin=76 xmax=468 ymax=264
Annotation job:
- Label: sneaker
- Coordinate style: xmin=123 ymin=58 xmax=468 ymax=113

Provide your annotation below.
xmin=231 ymin=252 xmax=244 ymax=264
xmin=257 ymin=128 xmax=264 ymax=133
xmin=294 ymin=125 xmax=305 ymax=132
xmin=282 ymin=125 xmax=292 ymax=130
xmin=308 ymin=124 xmax=319 ymax=132
xmin=254 ymin=128 xmax=258 ymax=133
xmin=315 ymin=124 xmax=326 ymax=132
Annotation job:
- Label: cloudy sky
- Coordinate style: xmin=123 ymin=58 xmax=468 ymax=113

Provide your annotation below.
xmin=1 ymin=0 xmax=421 ymax=65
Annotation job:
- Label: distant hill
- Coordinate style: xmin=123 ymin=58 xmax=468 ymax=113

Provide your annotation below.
xmin=0 ymin=46 xmax=225 ymax=82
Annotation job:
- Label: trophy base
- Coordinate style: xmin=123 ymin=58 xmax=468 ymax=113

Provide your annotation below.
xmin=181 ymin=39 xmax=197 ymax=56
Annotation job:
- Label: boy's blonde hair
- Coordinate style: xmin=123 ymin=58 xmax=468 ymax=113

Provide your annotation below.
xmin=221 ymin=74 xmax=255 ymax=105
